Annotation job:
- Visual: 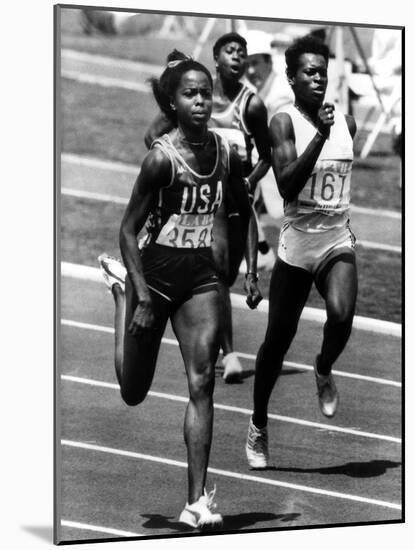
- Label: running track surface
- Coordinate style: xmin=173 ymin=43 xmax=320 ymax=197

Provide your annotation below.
xmin=56 ymin=274 xmax=402 ymax=543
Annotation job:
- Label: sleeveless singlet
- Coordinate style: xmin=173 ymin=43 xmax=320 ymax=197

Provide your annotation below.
xmin=209 ymin=83 xmax=255 ymax=175
xmin=142 ymin=130 xmax=229 ymax=249
xmin=281 ymin=104 xmax=354 ymax=233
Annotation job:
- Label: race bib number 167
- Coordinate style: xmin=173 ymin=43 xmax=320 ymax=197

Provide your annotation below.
xmin=298 ymin=160 xmax=352 ymax=213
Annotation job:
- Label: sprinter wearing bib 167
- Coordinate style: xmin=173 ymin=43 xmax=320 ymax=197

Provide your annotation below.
xmin=246 ymin=35 xmax=358 ymax=469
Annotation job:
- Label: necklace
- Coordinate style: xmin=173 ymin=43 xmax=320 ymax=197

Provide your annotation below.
xmin=177 ymin=130 xmax=209 ymax=147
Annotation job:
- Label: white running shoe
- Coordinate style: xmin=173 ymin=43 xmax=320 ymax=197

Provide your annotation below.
xmin=179 ymin=487 xmax=223 ymax=529
xmin=246 ymin=417 xmax=269 ymax=469
xmin=313 ymin=356 xmax=339 ymax=418
xmin=222 ymin=352 xmax=243 ymax=383
xmin=98 ymin=253 xmax=126 ymax=292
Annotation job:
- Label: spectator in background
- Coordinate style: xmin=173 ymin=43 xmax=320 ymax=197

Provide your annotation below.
xmin=244 ymin=29 xmax=294 ymax=117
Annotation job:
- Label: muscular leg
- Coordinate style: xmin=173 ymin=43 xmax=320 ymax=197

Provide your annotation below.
xmin=112 ymin=283 xmax=126 ymax=386
xmin=315 ymin=256 xmax=358 ymax=375
xmin=112 ymin=277 xmax=169 ymax=406
xmin=252 ymin=259 xmax=313 ymax=428
xmin=216 ymin=280 xmax=233 ymax=355
xmin=171 ymin=290 xmax=221 ymax=504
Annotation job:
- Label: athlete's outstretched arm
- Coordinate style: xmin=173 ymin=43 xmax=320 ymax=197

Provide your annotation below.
xmin=144 ymin=111 xmax=174 ymax=149
xmin=228 ymin=149 xmax=262 ymax=309
xmin=269 ymin=103 xmax=335 ymax=202
xmin=119 ymin=148 xmax=171 ymax=332
xmin=244 ymin=94 xmax=271 ymax=193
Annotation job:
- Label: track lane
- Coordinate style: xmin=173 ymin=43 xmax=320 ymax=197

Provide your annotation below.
xmin=59 ymin=377 xmax=401 ymax=541
xmin=57 ymin=283 xmax=400 ymax=528
xmin=62 ymin=380 xmax=400 ymax=536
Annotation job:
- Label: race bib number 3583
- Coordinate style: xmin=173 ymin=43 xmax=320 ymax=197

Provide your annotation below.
xmin=156 ymin=213 xmax=214 ymax=248
xmin=298 ymin=160 xmax=352 ymax=213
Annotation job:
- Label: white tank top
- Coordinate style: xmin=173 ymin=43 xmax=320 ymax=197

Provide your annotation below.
xmin=282 ymin=104 xmax=354 ymax=233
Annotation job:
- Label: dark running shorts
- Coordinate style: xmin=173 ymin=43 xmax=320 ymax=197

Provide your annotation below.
xmin=141 ymin=243 xmax=219 ymax=307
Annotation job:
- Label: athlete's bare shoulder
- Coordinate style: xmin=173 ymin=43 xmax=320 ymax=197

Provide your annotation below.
xmin=244 ymin=91 xmax=267 ymax=122
xmin=269 ymin=111 xmax=294 ymax=143
xmin=140 ymin=145 xmax=172 ymax=191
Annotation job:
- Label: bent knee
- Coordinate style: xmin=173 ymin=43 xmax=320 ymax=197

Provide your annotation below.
xmin=188 ymin=367 xmax=215 ymax=399
xmin=327 ymin=304 xmax=354 ymax=327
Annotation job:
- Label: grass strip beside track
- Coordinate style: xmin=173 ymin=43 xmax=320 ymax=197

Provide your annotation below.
xmin=61 ymin=78 xmax=402 ymax=210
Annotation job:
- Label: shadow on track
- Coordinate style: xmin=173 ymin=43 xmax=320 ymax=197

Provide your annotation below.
xmin=140 ymin=511 xmax=301 ymax=532
xmin=277 ymin=459 xmax=401 ymax=478
xmin=222 ymin=511 xmax=301 ymax=530
xmin=214 ymin=366 xmax=306 ymax=383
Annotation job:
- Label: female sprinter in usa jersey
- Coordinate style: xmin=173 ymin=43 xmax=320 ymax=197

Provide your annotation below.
xmin=99 ymin=50 xmax=261 ymax=529
xmin=144 ymin=33 xmax=271 ymax=383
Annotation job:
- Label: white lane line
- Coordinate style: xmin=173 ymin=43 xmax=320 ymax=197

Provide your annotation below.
xmin=61 ymin=374 xmax=401 ymax=444
xmin=62 ymin=188 xmax=129 ymax=205
xmin=358 ymin=240 xmax=401 ymax=253
xmin=62 ymin=152 xmax=138 ymax=174
xmin=351 ymin=204 xmax=401 ymax=220
xmin=62 ymin=48 xmax=163 ymax=75
xmin=61 ymin=153 xmax=401 ymax=221
xmin=61 ymin=319 xmax=401 ymax=388
xmin=62 ymin=70 xmax=150 ymax=93
xmin=61 ymin=520 xmax=141 ymax=538
xmin=60 ymin=262 xmax=402 ymax=338
xmin=61 ymin=439 xmax=401 ymax=511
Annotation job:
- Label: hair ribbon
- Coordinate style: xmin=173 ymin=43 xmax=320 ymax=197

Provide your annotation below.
xmin=167 ymin=55 xmax=193 ymax=69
